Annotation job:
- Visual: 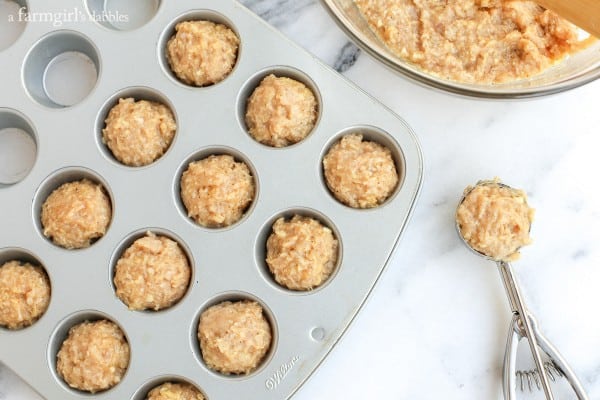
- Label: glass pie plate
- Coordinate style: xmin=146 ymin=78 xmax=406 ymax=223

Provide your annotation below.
xmin=320 ymin=0 xmax=600 ymax=99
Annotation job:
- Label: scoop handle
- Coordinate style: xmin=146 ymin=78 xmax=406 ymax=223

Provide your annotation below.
xmin=498 ymin=262 xmax=556 ymax=400
xmin=503 ymin=314 xmax=590 ymax=400
xmin=536 ymin=0 xmax=600 ymax=38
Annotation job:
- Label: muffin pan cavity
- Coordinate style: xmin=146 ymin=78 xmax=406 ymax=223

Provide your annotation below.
xmin=47 ymin=310 xmax=130 ymax=396
xmin=131 ymin=376 xmax=207 ymax=400
xmin=0 ymin=247 xmax=50 ymax=331
xmin=320 ymin=125 xmax=407 ymax=209
xmin=85 ymin=0 xmax=161 ymax=31
xmin=32 ymin=167 xmax=113 ymax=249
xmin=191 ymin=292 xmax=278 ymax=380
xmin=109 ymin=227 xmax=194 ymax=312
xmin=158 ymin=10 xmax=241 ymax=88
xmin=0 ymin=0 xmax=28 ymax=51
xmin=174 ymin=146 xmax=259 ymax=231
xmin=254 ymin=207 xmax=342 ymax=294
xmin=0 ymin=109 xmax=37 ymax=187
xmin=23 ymin=31 xmax=100 ymax=108
xmin=237 ymin=66 xmax=322 ymax=149
xmin=95 ymin=87 xmax=178 ymax=168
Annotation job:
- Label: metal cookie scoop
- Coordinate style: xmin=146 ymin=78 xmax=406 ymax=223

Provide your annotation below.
xmin=456 ymin=180 xmax=588 ymax=400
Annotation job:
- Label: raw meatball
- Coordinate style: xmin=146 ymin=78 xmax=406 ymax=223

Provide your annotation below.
xmin=166 ymin=20 xmax=239 ymax=86
xmin=146 ymin=382 xmax=204 ymax=400
xmin=323 ymin=134 xmax=398 ymax=208
xmin=41 ymin=179 xmax=112 ymax=249
xmin=456 ymin=180 xmax=534 ymax=261
xmin=198 ymin=300 xmax=271 ymax=375
xmin=114 ymin=232 xmax=191 ymax=311
xmin=102 ymin=98 xmax=176 ymax=167
xmin=266 ymin=215 xmax=338 ymax=290
xmin=180 ymin=155 xmax=255 ymax=228
xmin=245 ymin=75 xmax=318 ymax=147
xmin=57 ymin=320 xmax=129 ymax=393
xmin=0 ymin=261 xmax=50 ymax=330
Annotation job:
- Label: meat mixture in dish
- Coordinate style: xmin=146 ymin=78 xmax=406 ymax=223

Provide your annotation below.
xmin=354 ymin=0 xmax=581 ymax=83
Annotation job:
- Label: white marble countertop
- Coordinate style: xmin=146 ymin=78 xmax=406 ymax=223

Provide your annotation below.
xmin=2 ymin=1 xmax=600 ymax=399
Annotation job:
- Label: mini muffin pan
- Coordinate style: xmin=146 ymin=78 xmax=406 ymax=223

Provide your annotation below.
xmin=0 ymin=0 xmax=423 ymax=399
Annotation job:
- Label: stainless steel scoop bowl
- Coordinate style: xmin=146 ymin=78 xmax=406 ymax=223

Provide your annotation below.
xmin=456 ymin=181 xmax=588 ymax=400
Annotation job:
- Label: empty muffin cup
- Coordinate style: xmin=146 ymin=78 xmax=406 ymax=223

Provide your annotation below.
xmin=0 ymin=0 xmax=28 ymax=51
xmin=85 ymin=0 xmax=160 ymax=31
xmin=23 ymin=31 xmax=100 ymax=108
xmin=0 ymin=109 xmax=37 ymax=187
